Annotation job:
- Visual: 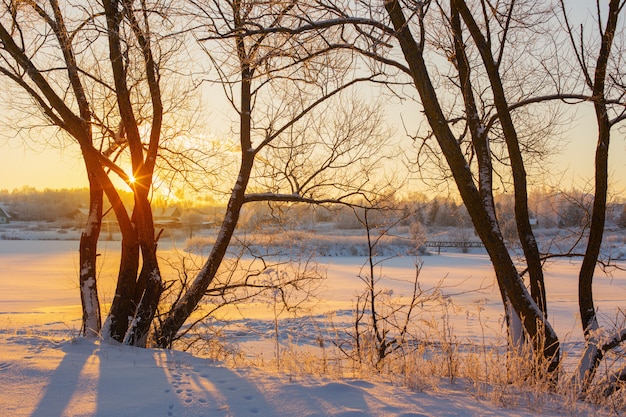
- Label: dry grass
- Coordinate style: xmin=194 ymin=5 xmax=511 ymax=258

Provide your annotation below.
xmin=184 ymin=312 xmax=625 ymax=417
xmin=185 ymin=230 xmax=422 ymax=257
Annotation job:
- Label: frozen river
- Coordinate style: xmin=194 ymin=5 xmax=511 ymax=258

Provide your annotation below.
xmin=1 ymin=240 xmax=625 ymax=348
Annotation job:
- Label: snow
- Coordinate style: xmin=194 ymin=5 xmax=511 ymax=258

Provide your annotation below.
xmin=0 ymin=335 xmax=561 ymax=417
xmin=1 ymin=239 xmax=624 ymax=416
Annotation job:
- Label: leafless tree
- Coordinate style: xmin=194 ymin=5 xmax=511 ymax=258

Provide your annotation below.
xmin=289 ymin=0 xmax=626 ymax=389
xmin=350 ymin=207 xmax=426 ymax=367
xmin=558 ymin=0 xmax=626 ymax=394
xmin=361 ymin=0 xmax=559 ymax=375
xmin=0 ymin=0 xmax=111 ymax=336
xmin=0 ymin=0 xmax=195 ymax=345
xmin=1 ymin=0 xmax=394 ymax=349
xmin=375 ymin=0 xmax=626 ymax=391
xmin=153 ymin=0 xmax=395 ymax=347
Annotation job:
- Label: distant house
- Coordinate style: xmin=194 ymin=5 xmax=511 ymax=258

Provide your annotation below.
xmin=153 ymin=207 xmax=181 ymax=227
xmin=74 ymin=208 xmax=90 ymax=219
xmin=0 ymin=206 xmax=11 ymax=224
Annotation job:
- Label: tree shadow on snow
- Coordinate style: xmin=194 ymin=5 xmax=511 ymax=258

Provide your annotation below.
xmin=93 ymin=344 xmax=279 ymax=417
xmin=29 ymin=340 xmax=98 ymax=417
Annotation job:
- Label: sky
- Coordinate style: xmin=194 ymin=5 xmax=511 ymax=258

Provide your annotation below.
xmin=0 ymin=1 xmax=624 ymax=197
xmin=1 ymin=140 xmax=88 ymax=191
xmin=1 ymin=103 xmax=624 ymax=197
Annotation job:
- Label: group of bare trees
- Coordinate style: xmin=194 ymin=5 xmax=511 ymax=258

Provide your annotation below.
xmin=0 ymin=0 xmax=390 ymax=347
xmin=1 ymin=0 xmax=625 ymax=397
xmin=369 ymin=0 xmax=625 ymax=394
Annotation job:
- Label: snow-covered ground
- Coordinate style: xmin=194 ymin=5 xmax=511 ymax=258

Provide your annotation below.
xmin=1 ymin=238 xmax=625 ymax=416
xmin=0 ymin=334 xmax=572 ymax=417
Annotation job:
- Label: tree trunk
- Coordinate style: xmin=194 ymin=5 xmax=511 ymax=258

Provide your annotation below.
xmin=78 ymin=174 xmax=103 ymax=337
xmin=106 ymin=233 xmax=140 ymax=341
xmin=124 ymin=191 xmax=164 ymax=347
xmin=154 ymin=154 xmax=254 ymax=348
xmin=86 ymin=151 xmax=142 ymax=343
xmin=574 ymin=0 xmax=621 ymax=392
xmin=451 ymin=0 xmax=547 ymax=317
xmin=154 ymin=61 xmax=256 ymax=347
xmin=101 ymin=0 xmax=165 ymax=346
xmin=383 ymin=0 xmax=559 ymax=372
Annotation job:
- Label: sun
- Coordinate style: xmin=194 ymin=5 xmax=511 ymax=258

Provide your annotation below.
xmin=128 ymin=173 xmax=136 ymax=184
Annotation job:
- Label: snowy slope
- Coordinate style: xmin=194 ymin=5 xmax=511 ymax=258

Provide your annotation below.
xmin=1 ymin=334 xmax=577 ymax=417
xmin=1 ymin=240 xmax=624 ymax=416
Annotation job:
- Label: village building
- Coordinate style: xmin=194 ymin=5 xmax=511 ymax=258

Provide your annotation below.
xmin=0 ymin=206 xmax=11 ymax=224
xmin=153 ymin=207 xmax=182 ymax=227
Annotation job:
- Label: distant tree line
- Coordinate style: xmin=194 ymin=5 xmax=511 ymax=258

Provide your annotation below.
xmin=222 ymin=191 xmax=626 ymax=233
xmin=0 ymin=187 xmax=91 ymax=221
xmin=2 ymin=187 xmax=624 ymax=232
xmin=0 ymin=187 xmax=126 ymax=221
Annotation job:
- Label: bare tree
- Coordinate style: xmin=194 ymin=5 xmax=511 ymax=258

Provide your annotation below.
xmin=99 ymin=0 xmax=169 ymax=347
xmin=0 ymin=0 xmax=109 ymax=336
xmin=351 ymin=207 xmax=425 ymax=367
xmin=153 ymin=0 xmax=394 ymax=347
xmin=1 ymin=0 xmax=394 ymax=349
xmin=559 ymin=0 xmax=626 ymax=394
xmin=0 ymin=0 xmax=194 ymax=345
xmin=366 ymin=0 xmax=626 ymax=390
xmin=362 ymin=0 xmax=560 ymax=374
xmin=283 ymin=1 xmax=624 ymax=387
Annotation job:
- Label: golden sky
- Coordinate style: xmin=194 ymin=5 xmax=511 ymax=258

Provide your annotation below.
xmin=0 ymin=0 xmax=624 ymax=196
xmin=1 ymin=103 xmax=624 ymax=196
xmin=1 ymin=144 xmax=87 ymax=191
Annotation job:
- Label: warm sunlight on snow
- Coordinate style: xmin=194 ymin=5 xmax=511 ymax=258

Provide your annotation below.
xmin=1 ymin=1 xmax=625 ymax=415
xmin=1 ymin=239 xmax=623 ymax=416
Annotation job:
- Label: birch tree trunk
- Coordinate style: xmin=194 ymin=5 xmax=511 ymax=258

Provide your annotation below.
xmin=78 ymin=174 xmax=103 ymax=337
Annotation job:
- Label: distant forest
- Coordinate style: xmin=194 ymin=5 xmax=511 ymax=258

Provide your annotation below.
xmin=0 ymin=187 xmax=132 ymax=222
xmin=1 ymin=187 xmax=625 ymax=230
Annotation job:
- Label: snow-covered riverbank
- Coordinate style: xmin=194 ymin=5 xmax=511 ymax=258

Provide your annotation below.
xmin=1 ymin=240 xmax=624 ymax=416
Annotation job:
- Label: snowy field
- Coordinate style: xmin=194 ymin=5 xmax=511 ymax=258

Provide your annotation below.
xmin=1 ymin=239 xmax=625 ymax=416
